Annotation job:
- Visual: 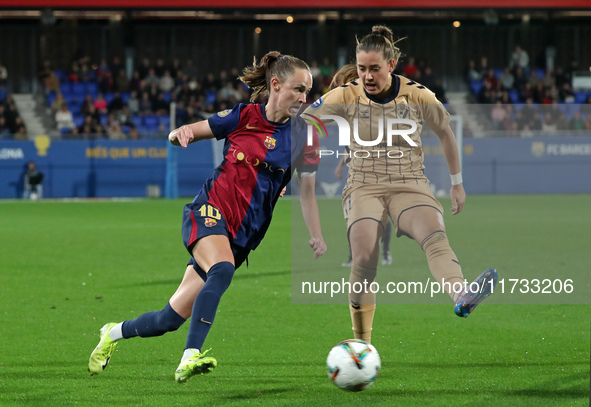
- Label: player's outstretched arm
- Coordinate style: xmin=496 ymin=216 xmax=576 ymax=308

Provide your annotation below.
xmin=435 ymin=125 xmax=466 ymax=215
xmin=298 ymin=172 xmax=327 ymax=259
xmin=169 ymin=120 xmax=215 ymax=148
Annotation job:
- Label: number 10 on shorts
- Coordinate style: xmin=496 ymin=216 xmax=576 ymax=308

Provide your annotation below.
xmin=198 ymin=204 xmax=221 ymax=220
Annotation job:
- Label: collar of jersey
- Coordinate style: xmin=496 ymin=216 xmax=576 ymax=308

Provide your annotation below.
xmin=363 ymin=74 xmax=400 ymax=104
xmin=259 ymin=103 xmax=291 ymax=127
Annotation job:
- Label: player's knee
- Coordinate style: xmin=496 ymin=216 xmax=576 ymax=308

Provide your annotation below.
xmin=207 ymin=261 xmax=235 ymax=292
xmin=351 ymin=263 xmax=377 ymax=282
xmin=157 ymin=303 xmax=186 ymax=333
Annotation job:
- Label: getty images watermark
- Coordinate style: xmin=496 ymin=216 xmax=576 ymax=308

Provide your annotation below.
xmin=302 ymin=113 xmax=418 ymax=158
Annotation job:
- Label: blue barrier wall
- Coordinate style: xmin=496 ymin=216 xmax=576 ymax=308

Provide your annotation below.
xmin=0 ymin=140 xmax=214 ymax=199
xmin=1 ymin=136 xmax=590 ymax=199
xmin=291 ymin=134 xmax=591 ymax=197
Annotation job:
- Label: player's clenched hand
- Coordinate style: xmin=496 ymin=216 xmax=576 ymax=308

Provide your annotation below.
xmin=279 ymin=186 xmax=287 ymax=197
xmin=450 ymin=184 xmax=466 ymax=215
xmin=309 ymin=237 xmax=327 ymax=259
xmin=170 ymin=126 xmax=194 ymax=148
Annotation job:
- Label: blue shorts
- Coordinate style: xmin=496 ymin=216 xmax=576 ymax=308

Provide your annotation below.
xmin=182 ymin=198 xmax=250 ymax=281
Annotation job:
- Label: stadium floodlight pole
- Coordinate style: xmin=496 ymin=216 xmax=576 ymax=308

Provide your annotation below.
xmin=165 ymin=102 xmax=179 ymax=199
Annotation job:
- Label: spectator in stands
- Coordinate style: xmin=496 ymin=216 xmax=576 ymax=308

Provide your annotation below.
xmin=422 ymin=67 xmax=435 ymax=89
xmin=0 ymin=62 xmax=8 ymax=89
xmin=482 ymin=69 xmax=498 ymax=92
xmin=55 ymin=103 xmax=75 ymax=133
xmin=37 ymin=59 xmax=54 ymax=90
xmin=51 ymin=92 xmax=66 ymax=115
xmin=110 ymin=55 xmax=123 ymax=81
xmin=499 ymin=91 xmax=512 ymax=105
xmin=477 ymin=81 xmax=496 ymax=104
xmin=559 ymin=83 xmax=575 ymax=103
xmin=479 ymin=56 xmax=489 ymax=76
xmin=585 ymin=96 xmax=591 ymax=105
xmin=159 ymin=70 xmax=175 ymax=93
xmin=85 ymin=104 xmax=101 ymax=127
xmin=320 ymin=57 xmax=335 ymax=78
xmin=139 ymin=92 xmax=153 ymax=114
xmin=14 ymin=124 xmax=28 ymax=140
xmin=80 ymin=94 xmax=95 ymax=115
xmin=170 ymin=58 xmax=182 ymax=79
xmin=466 ymin=60 xmax=481 ymax=83
xmin=115 ymin=69 xmax=131 ymax=93
xmin=541 ymin=113 xmax=557 ymax=133
xmin=130 ymin=70 xmax=142 ymax=93
xmin=152 ymin=93 xmax=170 ymax=115
xmin=144 ymin=68 xmax=159 ymax=88
xmin=554 ymin=67 xmax=569 ymax=88
xmin=528 ymin=69 xmax=541 ymax=88
xmin=183 ymin=59 xmax=198 ymax=79
xmin=513 ymin=67 xmax=527 ymax=94
xmin=309 ymin=60 xmax=321 ymax=80
xmin=510 ymin=45 xmax=529 ymax=71
xmin=94 ymin=94 xmax=108 ymax=114
xmin=107 ymin=92 xmax=125 ymax=114
xmin=431 ymin=79 xmax=447 ymax=104
xmin=127 ymin=90 xmax=140 ymax=115
xmin=108 ymin=122 xmax=126 ymax=140
xmin=79 ymin=123 xmax=94 ymax=139
xmin=533 ymin=83 xmax=547 ymax=104
xmin=403 ymin=57 xmax=418 ymax=79
xmin=584 ymin=114 xmax=591 ymax=130
xmin=491 ymin=101 xmax=508 ymax=130
xmin=99 ymin=70 xmax=114 ymax=94
xmin=137 ymin=57 xmax=152 ymax=80
xmin=541 ymin=69 xmax=555 ymax=90
xmin=154 ymin=58 xmax=166 ymax=77
xmin=0 ymin=116 xmax=10 ymax=138
xmin=499 ymin=67 xmax=514 ymax=91
xmin=520 ymin=98 xmax=541 ymax=130
xmin=23 ymin=161 xmax=43 ymax=199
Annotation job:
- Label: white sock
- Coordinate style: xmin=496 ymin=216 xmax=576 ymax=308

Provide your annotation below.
xmin=108 ymin=323 xmax=124 ymax=341
xmin=181 ymin=348 xmax=200 ymax=363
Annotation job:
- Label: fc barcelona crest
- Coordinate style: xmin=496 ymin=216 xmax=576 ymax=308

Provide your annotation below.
xmin=204 ymin=217 xmax=217 ymax=227
xmin=264 ymin=135 xmax=276 ymax=149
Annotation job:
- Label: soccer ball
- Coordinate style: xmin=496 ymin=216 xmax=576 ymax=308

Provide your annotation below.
xmin=326 ymin=339 xmax=381 ymax=392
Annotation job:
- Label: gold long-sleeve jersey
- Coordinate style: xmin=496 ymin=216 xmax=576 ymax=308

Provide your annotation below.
xmin=305 ymin=74 xmax=450 ymax=185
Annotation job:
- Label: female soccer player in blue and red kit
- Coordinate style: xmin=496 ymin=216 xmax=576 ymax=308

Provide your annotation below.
xmin=89 ymin=52 xmax=326 ymax=383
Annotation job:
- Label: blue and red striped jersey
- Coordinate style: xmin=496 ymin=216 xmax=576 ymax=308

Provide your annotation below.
xmin=193 ymin=103 xmax=319 ymax=250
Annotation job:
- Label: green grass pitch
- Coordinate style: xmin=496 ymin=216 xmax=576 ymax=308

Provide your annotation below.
xmin=0 ymin=195 xmax=589 ymax=406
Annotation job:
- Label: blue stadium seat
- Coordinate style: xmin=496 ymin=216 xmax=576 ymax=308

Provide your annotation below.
xmin=60 ymin=83 xmax=72 ymax=97
xmin=131 ymin=115 xmax=143 ymax=128
xmin=163 ymin=92 xmax=171 ymax=102
xmin=73 ymin=114 xmax=84 ymax=128
xmin=159 ymin=115 xmax=171 ymax=130
xmin=67 ymin=101 xmax=80 ymax=113
xmin=54 ymin=70 xmax=68 ymax=81
xmin=85 ymin=82 xmax=98 ymax=97
xmin=574 ymin=92 xmax=589 ymax=104
xmin=144 ymin=115 xmax=159 ymax=130
xmin=0 ymin=89 xmax=6 ymax=102
xmin=121 ymin=125 xmax=130 ymax=134
xmin=470 ymin=81 xmax=483 ymax=95
xmin=47 ymin=92 xmax=57 ymax=107
xmin=494 ymin=69 xmax=503 ymax=78
xmin=121 ymin=92 xmax=131 ymax=104
xmin=100 ymin=115 xmax=109 ymax=127
xmin=513 ymin=104 xmax=525 ymax=111
xmin=71 ymin=82 xmax=86 ymax=96
xmin=206 ymin=91 xmax=217 ymax=105
xmin=508 ymin=90 xmax=519 ymax=103
xmin=104 ymin=92 xmax=114 ymax=104
xmin=535 ymin=69 xmax=545 ymax=79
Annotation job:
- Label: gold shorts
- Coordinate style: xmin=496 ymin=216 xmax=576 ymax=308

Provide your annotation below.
xmin=342 ymin=180 xmax=444 ymax=237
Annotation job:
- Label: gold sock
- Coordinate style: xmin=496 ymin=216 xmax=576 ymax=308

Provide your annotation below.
xmin=421 ymin=231 xmax=464 ymax=300
xmin=349 ymin=263 xmax=377 ymax=343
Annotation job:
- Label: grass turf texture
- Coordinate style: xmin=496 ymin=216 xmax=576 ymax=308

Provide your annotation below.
xmin=0 ymin=195 xmax=589 ymax=406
